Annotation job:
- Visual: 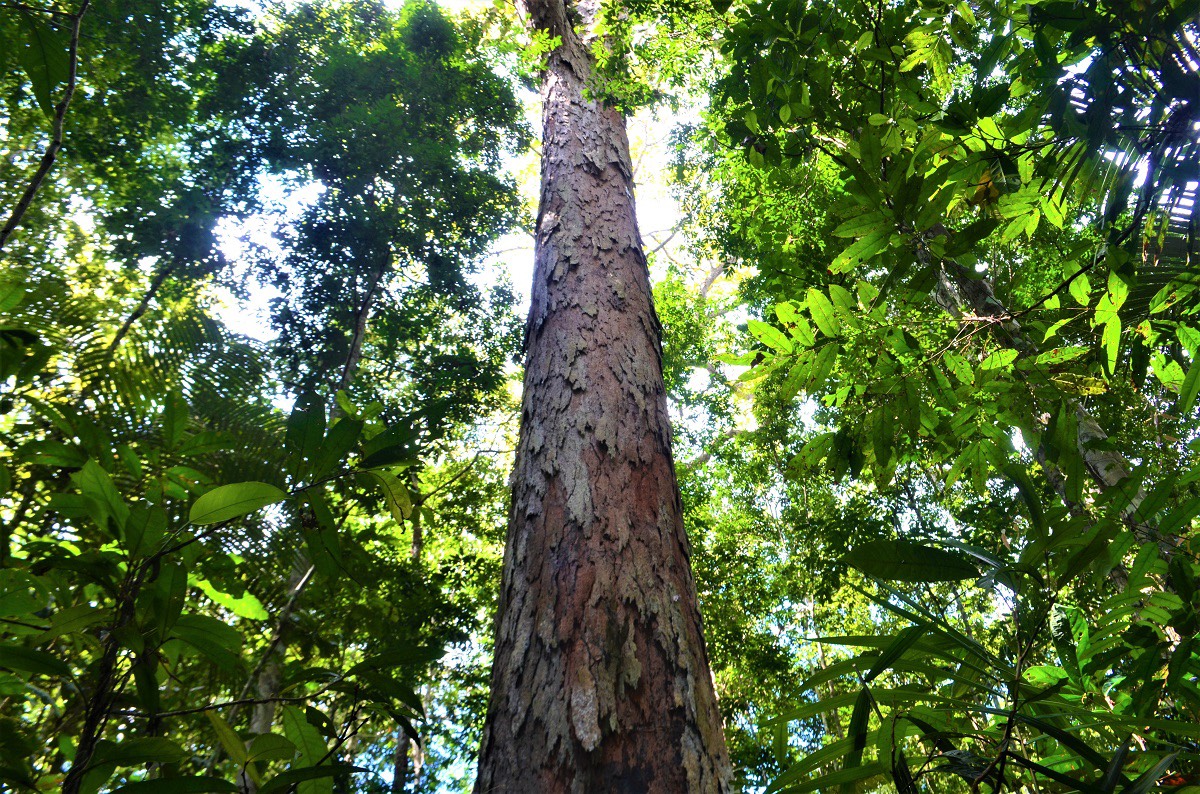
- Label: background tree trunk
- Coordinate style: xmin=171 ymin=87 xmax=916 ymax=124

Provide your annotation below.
xmin=474 ymin=2 xmax=731 ymax=791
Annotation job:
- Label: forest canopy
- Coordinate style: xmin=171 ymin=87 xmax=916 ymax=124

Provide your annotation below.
xmin=0 ymin=0 xmax=1198 ymax=791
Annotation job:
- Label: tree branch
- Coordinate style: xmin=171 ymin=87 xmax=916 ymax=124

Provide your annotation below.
xmin=0 ymin=0 xmax=91 ymax=253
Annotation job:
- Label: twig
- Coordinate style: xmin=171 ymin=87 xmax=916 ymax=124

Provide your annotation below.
xmin=116 ymin=691 xmax=330 ymax=720
xmin=0 ymin=0 xmax=91 ymax=253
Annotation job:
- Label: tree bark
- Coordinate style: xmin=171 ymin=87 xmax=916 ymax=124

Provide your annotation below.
xmin=474 ymin=2 xmax=731 ymax=791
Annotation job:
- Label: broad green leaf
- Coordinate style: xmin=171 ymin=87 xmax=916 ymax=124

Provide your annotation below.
xmin=787 ymin=316 xmax=816 ymax=350
xmin=124 ymin=505 xmax=167 ymax=558
xmin=247 ymin=733 xmax=298 ymax=763
xmin=71 ymin=461 xmax=130 ymax=537
xmin=110 ymin=778 xmax=238 ymax=793
xmin=92 ymin=737 xmax=187 ymax=766
xmin=0 ymin=570 xmax=48 ymax=617
xmin=312 ymin=418 xmax=364 ymax=477
xmin=286 ymin=395 xmax=326 ymax=476
xmin=865 ymin=624 xmax=928 ymax=682
xmin=171 ymin=614 xmax=243 ymax=672
xmin=1050 ymin=604 xmax=1088 ymax=685
xmin=1177 ymin=350 xmax=1200 ymax=416
xmin=189 ymin=482 xmax=287 ymax=526
xmin=842 ymin=687 xmax=875 ymax=790
xmin=205 ymin=712 xmax=247 ymax=766
xmin=831 ymin=211 xmax=889 ymax=239
xmin=1102 ymin=318 xmax=1121 ymax=376
xmin=807 ymin=343 xmax=838 ymax=392
xmin=0 ymin=642 xmax=70 ymax=677
xmin=979 ymin=349 xmax=1017 ymax=371
xmin=346 ymin=647 xmax=443 ymax=676
xmin=806 ymin=288 xmax=839 ymax=337
xmin=777 ymin=761 xmax=886 ymax=794
xmin=1043 ymin=317 xmax=1072 ymax=343
xmin=830 ymin=227 xmax=890 ymax=273
xmin=1068 ymin=270 xmax=1091 ymax=307
xmin=33 ymin=604 xmax=106 ymax=644
xmin=259 ymin=766 xmax=366 ymax=794
xmin=195 ymin=579 xmax=268 ymax=621
xmin=282 ymin=706 xmax=331 ymax=794
xmin=19 ymin=13 xmax=69 ymax=118
xmin=828 ymin=284 xmax=856 ymax=312
xmin=747 ymin=319 xmax=793 ymax=353
xmin=363 ymin=470 xmax=413 ymax=524
xmin=844 ymin=540 xmax=980 ymax=582
xmin=301 ymin=502 xmax=343 ymax=580
xmin=1036 ymin=346 xmax=1088 ymax=366
xmin=977 ymin=116 xmax=1004 ymax=141
xmin=1000 ymin=463 xmax=1046 ymax=537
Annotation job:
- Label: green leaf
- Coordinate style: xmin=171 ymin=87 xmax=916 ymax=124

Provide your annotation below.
xmin=205 ymin=712 xmax=247 ymax=766
xmin=830 ymin=227 xmax=891 ymax=274
xmin=748 ymin=319 xmax=794 ymax=353
xmin=152 ymin=562 xmax=188 ymax=637
xmin=806 ymin=288 xmax=839 ymax=337
xmin=301 ymin=502 xmax=343 ymax=581
xmin=92 ymin=738 xmax=186 ymax=766
xmin=1000 ymin=463 xmax=1046 ymax=537
xmin=977 ymin=116 xmax=1004 ymax=141
xmin=282 ymin=705 xmax=326 ymax=766
xmin=865 ymin=624 xmax=928 ymax=682
xmin=189 ymin=482 xmax=287 ymax=526
xmin=1119 ymin=753 xmax=1177 ymax=794
xmin=844 ymin=540 xmax=980 ymax=582
xmin=346 ymin=647 xmax=443 ymax=677
xmin=832 ymin=211 xmax=889 ymax=239
xmin=777 ymin=762 xmax=886 ymax=794
xmin=33 ymin=604 xmax=106 ymax=644
xmin=170 ymin=614 xmax=243 ymax=672
xmin=110 ymin=778 xmax=238 ymax=793
xmin=18 ymin=13 xmax=69 ymax=119
xmin=71 ymin=461 xmax=130 ymax=537
xmin=247 ymin=733 xmax=297 ymax=763
xmin=1068 ymin=270 xmax=1091 ymax=307
xmin=1050 ymin=604 xmax=1087 ymax=685
xmin=979 ymin=349 xmax=1017 ymax=371
xmin=1035 ymin=346 xmax=1088 ymax=366
xmin=281 ymin=706 xmax=333 ymax=794
xmin=1099 ymin=738 xmax=1131 ymax=793
xmin=363 ymin=471 xmax=412 ymax=524
xmin=0 ymin=570 xmax=48 ymax=617
xmin=1177 ymin=350 xmax=1200 ymax=416
xmin=0 ymin=642 xmax=70 ymax=677
xmin=842 ymin=687 xmax=875 ymax=790
xmin=124 ymin=505 xmax=167 ymax=558
xmin=1102 ymin=318 xmax=1121 ymax=376
xmin=312 ymin=418 xmax=363 ymax=478
xmin=195 ymin=579 xmax=268 ymax=621
xmin=286 ymin=395 xmax=326 ymax=476
xmin=259 ymin=766 xmax=366 ymax=794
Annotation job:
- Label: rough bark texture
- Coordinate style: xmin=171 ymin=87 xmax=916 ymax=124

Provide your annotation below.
xmin=474 ymin=3 xmax=731 ymax=791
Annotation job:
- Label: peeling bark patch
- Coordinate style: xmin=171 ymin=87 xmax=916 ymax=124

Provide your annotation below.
xmin=571 ymin=666 xmax=602 ymax=751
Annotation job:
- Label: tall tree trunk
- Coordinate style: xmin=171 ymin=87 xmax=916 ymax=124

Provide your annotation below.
xmin=475 ymin=2 xmax=731 ymax=791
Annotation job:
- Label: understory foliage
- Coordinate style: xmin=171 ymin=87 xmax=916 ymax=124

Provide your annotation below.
xmin=1 ymin=1 xmax=522 ymax=791
xmin=2 ymin=0 xmax=1199 ymax=790
xmin=659 ymin=0 xmax=1200 ymax=788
